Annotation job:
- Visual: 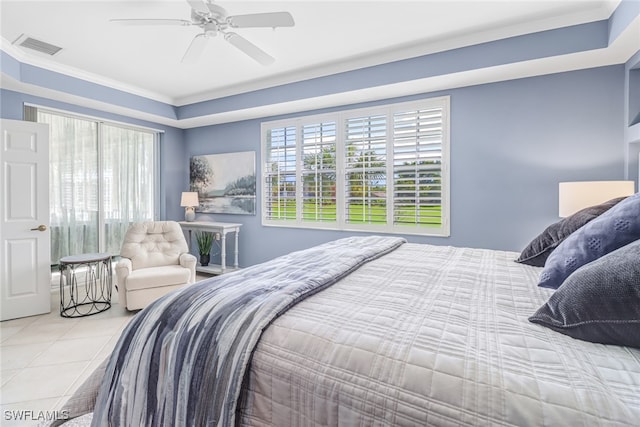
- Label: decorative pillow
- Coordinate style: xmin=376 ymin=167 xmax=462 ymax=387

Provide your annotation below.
xmin=529 ymin=239 xmax=640 ymax=348
xmin=516 ymin=197 xmax=625 ymax=267
xmin=538 ymin=192 xmax=640 ymax=289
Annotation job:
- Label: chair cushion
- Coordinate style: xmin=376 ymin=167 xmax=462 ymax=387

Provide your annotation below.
xmin=125 ymin=265 xmax=192 ymax=291
xmin=120 ymin=221 xmax=189 ymax=270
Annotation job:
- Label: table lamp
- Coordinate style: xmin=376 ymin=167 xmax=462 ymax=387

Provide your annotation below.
xmin=558 ymin=181 xmax=635 ymax=217
xmin=180 ymin=192 xmax=199 ymax=222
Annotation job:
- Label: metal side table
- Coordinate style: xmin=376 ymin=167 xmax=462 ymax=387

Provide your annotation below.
xmin=59 ymin=253 xmax=113 ymax=318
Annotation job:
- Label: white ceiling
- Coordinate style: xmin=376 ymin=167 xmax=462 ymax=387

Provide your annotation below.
xmin=0 ymin=0 xmax=623 ymax=106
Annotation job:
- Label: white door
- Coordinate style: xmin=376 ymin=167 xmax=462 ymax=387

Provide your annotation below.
xmin=0 ymin=119 xmax=51 ymax=321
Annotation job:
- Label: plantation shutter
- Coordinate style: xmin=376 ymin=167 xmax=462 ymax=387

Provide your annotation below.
xmin=264 ymin=126 xmax=297 ymax=221
xmin=262 ymin=96 xmax=449 ymax=236
xmin=344 ymin=114 xmax=387 ymax=225
xmin=301 ymin=122 xmax=337 ymax=222
xmin=392 ymin=107 xmax=444 ymax=228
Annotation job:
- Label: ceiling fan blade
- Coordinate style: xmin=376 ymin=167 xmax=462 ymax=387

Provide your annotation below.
xmin=227 ymin=12 xmax=294 ymax=28
xmin=182 ymin=33 xmax=209 ymax=63
xmin=225 ymin=32 xmax=274 ymax=65
xmin=110 ymin=18 xmax=192 ymax=26
xmin=186 ymin=0 xmax=210 ymax=15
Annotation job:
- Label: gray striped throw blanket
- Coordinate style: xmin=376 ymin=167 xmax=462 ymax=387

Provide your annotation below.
xmin=92 ymin=236 xmax=405 ymax=427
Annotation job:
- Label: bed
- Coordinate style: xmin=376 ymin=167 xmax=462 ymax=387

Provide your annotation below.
xmin=50 ymin=228 xmax=640 ymax=426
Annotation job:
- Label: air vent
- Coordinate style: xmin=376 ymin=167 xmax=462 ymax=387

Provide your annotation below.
xmin=12 ymin=34 xmax=62 ymax=56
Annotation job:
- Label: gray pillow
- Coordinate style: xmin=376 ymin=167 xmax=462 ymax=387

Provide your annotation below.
xmin=538 ymin=192 xmax=640 ymax=289
xmin=529 ymin=239 xmax=640 ymax=348
xmin=516 ymin=197 xmax=625 ymax=267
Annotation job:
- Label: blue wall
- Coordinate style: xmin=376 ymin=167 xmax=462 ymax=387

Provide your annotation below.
xmin=0 ymin=65 xmax=627 ymax=268
xmin=185 ymin=65 xmax=626 ymax=266
xmin=0 ymin=89 xmax=187 ymax=221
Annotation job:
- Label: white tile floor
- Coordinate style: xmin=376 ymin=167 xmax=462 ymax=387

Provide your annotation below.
xmin=0 ymin=275 xmax=209 ymax=426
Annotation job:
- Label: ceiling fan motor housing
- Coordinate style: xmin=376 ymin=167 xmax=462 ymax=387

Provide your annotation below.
xmin=191 ymin=3 xmax=227 ymax=35
xmin=203 ymin=22 xmax=218 ymax=36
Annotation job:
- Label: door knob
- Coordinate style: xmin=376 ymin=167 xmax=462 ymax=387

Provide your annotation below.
xmin=30 ymin=225 xmax=47 ymax=232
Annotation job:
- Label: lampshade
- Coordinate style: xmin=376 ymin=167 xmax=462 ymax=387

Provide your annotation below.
xmin=180 ymin=192 xmax=199 ymax=207
xmin=558 ymin=181 xmax=635 ymax=217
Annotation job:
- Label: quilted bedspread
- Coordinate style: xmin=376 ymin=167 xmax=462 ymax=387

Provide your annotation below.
xmin=90 ymin=236 xmax=405 ymax=427
xmin=237 ymin=243 xmax=640 ymax=426
xmin=55 ymin=241 xmax=640 ymax=427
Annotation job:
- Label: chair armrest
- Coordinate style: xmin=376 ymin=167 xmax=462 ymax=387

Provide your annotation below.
xmin=115 ymin=258 xmax=132 ymax=307
xmin=115 ymin=257 xmax=132 ymax=282
xmin=180 ymin=253 xmax=197 ymax=283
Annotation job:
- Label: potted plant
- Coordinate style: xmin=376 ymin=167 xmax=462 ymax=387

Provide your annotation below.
xmin=195 ymin=231 xmax=214 ymax=266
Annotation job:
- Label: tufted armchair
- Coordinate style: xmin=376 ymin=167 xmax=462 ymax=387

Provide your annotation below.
xmin=116 ymin=221 xmax=197 ymax=310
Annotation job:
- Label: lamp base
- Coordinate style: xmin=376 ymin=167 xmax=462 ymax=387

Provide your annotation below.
xmin=185 ymin=207 xmax=195 ymax=222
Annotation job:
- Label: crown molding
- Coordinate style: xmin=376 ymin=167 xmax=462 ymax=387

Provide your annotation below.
xmin=0 ymin=1 xmax=619 ymax=108
xmin=0 ymin=37 xmax=175 ymax=105
xmin=174 ymin=4 xmax=617 ymax=106
xmin=2 ymin=7 xmax=636 ymax=131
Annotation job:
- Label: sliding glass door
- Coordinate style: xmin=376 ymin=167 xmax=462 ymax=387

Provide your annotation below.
xmin=29 ymin=107 xmax=159 ymax=263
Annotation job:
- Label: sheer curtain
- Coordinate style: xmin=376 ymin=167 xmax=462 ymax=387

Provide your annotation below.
xmin=102 ymin=124 xmax=155 ymax=254
xmin=39 ymin=111 xmax=99 ymax=263
xmin=29 ymin=107 xmax=157 ymax=264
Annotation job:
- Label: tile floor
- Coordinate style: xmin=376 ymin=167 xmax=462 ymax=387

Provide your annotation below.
xmin=0 ymin=275 xmax=209 ymax=426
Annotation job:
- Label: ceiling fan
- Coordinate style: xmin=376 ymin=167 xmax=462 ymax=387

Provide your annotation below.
xmin=110 ymin=0 xmax=294 ymax=65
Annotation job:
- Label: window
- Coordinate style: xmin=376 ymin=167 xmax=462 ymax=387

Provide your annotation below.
xmin=262 ymin=97 xmax=450 ymax=236
xmin=25 ymin=106 xmax=159 ymax=262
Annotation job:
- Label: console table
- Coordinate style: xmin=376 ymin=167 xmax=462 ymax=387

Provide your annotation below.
xmin=179 ymin=221 xmax=242 ymax=275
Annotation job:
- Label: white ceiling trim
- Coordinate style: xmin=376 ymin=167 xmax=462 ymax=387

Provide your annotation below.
xmin=0 ymin=1 xmax=618 ymax=108
xmin=174 ymin=2 xmax=618 ymax=106
xmin=0 ymin=37 xmax=176 ymax=105
xmin=177 ymin=42 xmax=636 ymax=128
xmin=0 ymin=73 xmax=181 ymax=128
xmin=2 ymin=14 xmax=637 ymax=130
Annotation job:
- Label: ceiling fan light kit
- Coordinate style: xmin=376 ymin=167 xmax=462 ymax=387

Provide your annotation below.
xmin=111 ymin=0 xmax=294 ymax=65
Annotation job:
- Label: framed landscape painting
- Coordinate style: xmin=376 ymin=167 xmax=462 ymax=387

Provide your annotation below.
xmin=190 ymin=151 xmax=256 ymax=215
